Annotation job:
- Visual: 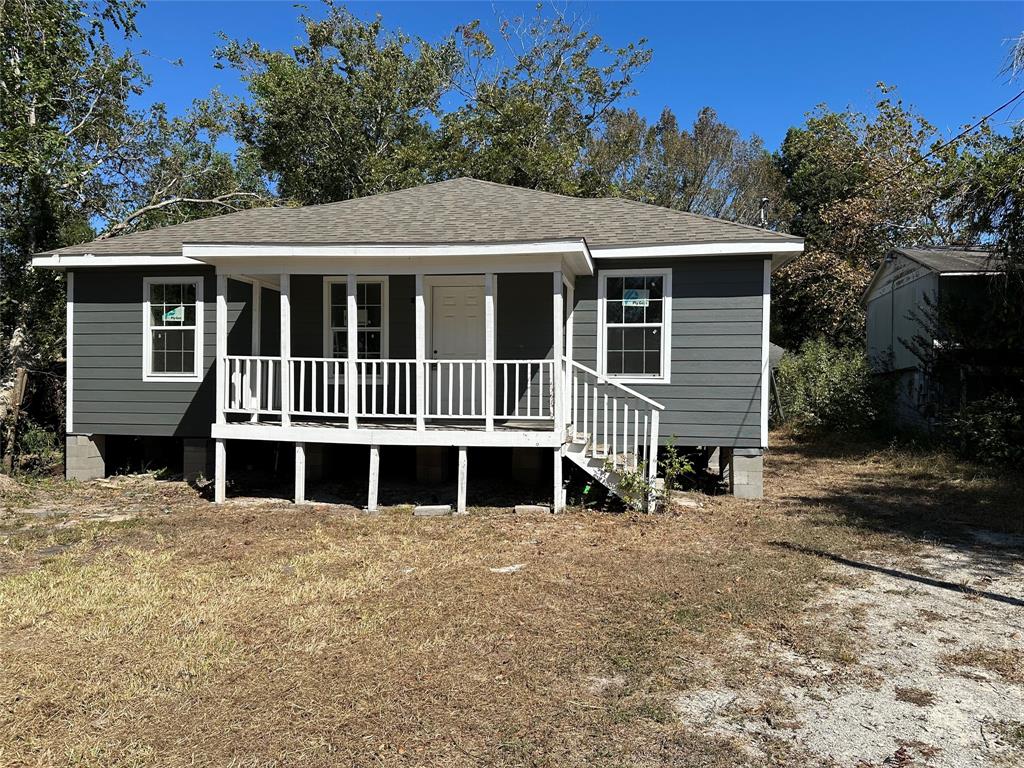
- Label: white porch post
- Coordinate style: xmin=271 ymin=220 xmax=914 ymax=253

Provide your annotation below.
xmin=294 ymin=442 xmax=306 ymax=503
xmin=552 ymin=270 xmax=564 ymax=435
xmin=368 ymin=445 xmax=380 ymax=513
xmin=280 ymin=273 xmax=291 ymax=427
xmin=215 ymin=274 xmax=227 ymax=426
xmin=346 ymin=273 xmax=358 ymax=429
xmin=484 ymin=272 xmax=495 ymax=431
xmin=456 ymin=446 xmax=468 ymax=515
xmin=214 ymin=438 xmax=226 ymax=503
xmin=564 ymin=277 xmax=574 ymax=429
xmin=414 ymin=273 xmax=426 ymax=430
xmin=552 ymin=447 xmax=564 ymax=513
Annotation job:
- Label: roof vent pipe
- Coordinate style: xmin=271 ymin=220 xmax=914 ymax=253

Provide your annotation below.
xmin=758 ymin=198 xmax=769 ymax=228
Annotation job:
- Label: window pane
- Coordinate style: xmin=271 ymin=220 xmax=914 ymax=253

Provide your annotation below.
xmin=165 ymin=351 xmax=185 ymax=373
xmin=607 ymin=327 xmax=624 ymax=350
xmin=331 ymin=283 xmax=346 ymax=305
xmin=331 ymin=305 xmax=346 ymax=328
xmin=624 ymin=304 xmax=645 ymax=324
xmin=359 ymin=330 xmax=381 ymax=358
xmin=165 ymin=284 xmax=181 ymax=305
xmin=622 ymin=327 xmax=645 ymax=350
xmin=623 ymin=351 xmax=643 ymax=373
xmin=646 ymin=300 xmax=663 ymax=323
xmin=644 ymin=351 xmax=661 ymax=376
xmin=152 ymin=330 xmax=167 ymax=352
xmin=363 ymin=306 xmax=381 ymax=328
xmin=332 ymin=330 xmax=346 ymax=358
xmin=607 ymin=277 xmax=624 ymax=300
xmin=183 ymin=306 xmax=196 ymax=326
xmin=607 ymin=301 xmax=623 ymax=323
xmin=152 ymin=350 xmax=165 ymax=372
xmin=183 ymin=283 xmax=197 ymax=304
xmin=606 ymin=350 xmax=623 ymax=374
xmin=646 ymin=276 xmax=664 ymax=300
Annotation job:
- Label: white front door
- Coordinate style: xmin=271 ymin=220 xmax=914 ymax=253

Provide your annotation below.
xmin=430 ymin=284 xmax=485 ymax=416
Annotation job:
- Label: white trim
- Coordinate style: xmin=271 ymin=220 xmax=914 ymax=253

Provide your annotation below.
xmin=321 ymin=276 xmax=390 ymax=358
xmin=760 ymin=259 xmax=771 ymax=448
xmin=596 ymin=267 xmax=673 ymax=385
xmin=552 ymin=270 xmax=564 ymax=432
xmin=215 ymin=275 xmax=227 ymax=425
xmin=33 ymin=254 xmax=200 ymax=268
xmin=211 ymin=421 xmax=561 ymax=449
xmin=414 ymin=273 xmax=426 ymax=430
xmin=590 ymin=241 xmax=803 ymax=259
xmin=280 ymin=274 xmax=291 ymax=427
xmin=484 ymin=273 xmax=495 ymax=432
xmin=294 ymin=442 xmax=306 ymax=504
xmin=65 ymin=272 xmax=74 ymax=433
xmin=141 ymin=275 xmax=205 ymax=383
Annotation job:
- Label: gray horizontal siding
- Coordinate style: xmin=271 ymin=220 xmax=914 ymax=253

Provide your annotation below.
xmin=572 ymin=256 xmax=766 ymax=449
xmin=71 ymin=267 xmax=248 ymax=437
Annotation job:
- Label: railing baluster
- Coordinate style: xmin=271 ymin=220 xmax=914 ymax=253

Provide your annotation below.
xmin=610 ymin=399 xmax=618 ymax=473
xmin=435 ymin=362 xmax=441 ymax=417
xmin=470 ymin=362 xmax=476 ymax=416
xmin=405 ymin=362 xmax=411 ymax=416
xmin=602 ymin=394 xmax=609 ymax=458
xmin=618 ymin=405 xmax=626 ymax=473
xmin=643 ymin=414 xmax=649 ymax=465
xmin=537 ymin=362 xmax=543 ymax=418
xmin=514 ymin=364 xmax=521 ymax=418
xmin=591 ymin=384 xmax=598 ymax=459
xmin=502 ymin=363 xmax=508 ymax=418
xmin=633 ymin=410 xmax=639 ymax=471
xmin=371 ymin=361 xmax=378 ymax=416
xmin=583 ymin=381 xmax=590 ymax=443
xmin=459 ymin=362 xmax=465 ymax=416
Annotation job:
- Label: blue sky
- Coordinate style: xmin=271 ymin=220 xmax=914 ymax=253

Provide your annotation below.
xmin=132 ymin=1 xmax=1023 ymax=149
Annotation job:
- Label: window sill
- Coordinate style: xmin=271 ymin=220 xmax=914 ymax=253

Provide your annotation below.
xmin=602 ymin=374 xmax=671 ymax=386
xmin=142 ymin=373 xmax=203 ymax=383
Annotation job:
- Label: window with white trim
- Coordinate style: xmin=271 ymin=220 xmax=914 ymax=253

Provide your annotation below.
xmin=143 ymin=277 xmax=203 ymax=381
xmin=599 ymin=270 xmax=671 ymax=382
xmin=324 ymin=278 xmax=387 ymax=358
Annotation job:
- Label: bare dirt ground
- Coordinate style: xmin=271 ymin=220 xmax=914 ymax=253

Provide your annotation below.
xmin=0 ymin=433 xmax=1021 ymax=767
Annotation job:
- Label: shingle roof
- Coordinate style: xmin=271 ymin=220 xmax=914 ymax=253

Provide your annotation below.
xmin=897 ymin=247 xmax=1005 ymax=274
xmin=38 ymin=177 xmax=800 ymax=257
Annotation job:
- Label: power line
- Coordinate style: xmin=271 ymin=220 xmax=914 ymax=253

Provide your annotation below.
xmin=849 ymin=86 xmax=1024 ymax=198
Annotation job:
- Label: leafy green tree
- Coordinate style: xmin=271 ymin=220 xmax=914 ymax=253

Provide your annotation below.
xmin=1 ymin=0 xmax=147 ymax=367
xmin=773 ymin=86 xmax=948 ymax=349
xmin=1 ymin=0 xmax=275 ymax=377
xmin=438 ymin=6 xmax=651 ymax=193
xmin=216 ymin=2 xmax=462 ymax=204
xmin=583 ymin=106 xmax=793 ymax=227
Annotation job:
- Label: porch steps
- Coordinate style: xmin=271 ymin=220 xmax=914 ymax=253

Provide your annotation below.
xmin=564 ymin=439 xmax=661 ymax=512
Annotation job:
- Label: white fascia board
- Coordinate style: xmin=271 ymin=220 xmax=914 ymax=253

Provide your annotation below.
xmin=591 ymin=240 xmax=804 ymax=260
xmin=32 ymin=254 xmax=201 ymax=268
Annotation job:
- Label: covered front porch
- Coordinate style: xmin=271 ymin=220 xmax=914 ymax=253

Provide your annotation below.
xmin=196 ymin=242 xmax=660 ymax=510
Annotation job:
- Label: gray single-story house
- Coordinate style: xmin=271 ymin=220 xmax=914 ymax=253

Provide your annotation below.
xmin=33 ymin=178 xmax=803 ymax=507
xmin=862 ymin=246 xmax=1005 ymax=424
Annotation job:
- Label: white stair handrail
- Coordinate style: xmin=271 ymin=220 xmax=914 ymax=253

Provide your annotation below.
xmin=567 ymin=359 xmax=665 ymax=410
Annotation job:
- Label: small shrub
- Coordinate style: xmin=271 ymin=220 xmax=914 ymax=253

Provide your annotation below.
xmin=946 ymin=393 xmax=1024 ymax=467
xmin=776 ymin=338 xmax=885 ymax=434
xmin=614 ymin=461 xmax=660 ymax=513
xmin=15 ymin=419 xmax=62 ymax=474
xmin=659 ymin=438 xmax=694 ymax=492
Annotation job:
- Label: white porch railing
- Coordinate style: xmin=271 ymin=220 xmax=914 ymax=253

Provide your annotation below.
xmin=566 ymin=359 xmax=663 ymax=481
xmin=225 ymin=356 xmax=283 ymax=415
xmin=224 ymin=356 xmax=557 ymax=424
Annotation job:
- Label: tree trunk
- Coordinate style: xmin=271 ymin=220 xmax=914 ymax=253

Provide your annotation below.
xmin=2 ymin=367 xmax=28 ymax=473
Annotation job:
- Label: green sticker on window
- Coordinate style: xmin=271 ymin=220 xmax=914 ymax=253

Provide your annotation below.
xmin=162 ymin=306 xmax=184 ymax=321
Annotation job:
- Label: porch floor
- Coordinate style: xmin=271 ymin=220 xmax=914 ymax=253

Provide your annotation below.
xmin=227 ymin=417 xmax=556 ymax=432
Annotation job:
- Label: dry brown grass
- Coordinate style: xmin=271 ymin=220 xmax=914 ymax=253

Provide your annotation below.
xmin=941 ymin=646 xmax=1024 ymax=685
xmin=0 ymin=431 xmax=1019 ymax=767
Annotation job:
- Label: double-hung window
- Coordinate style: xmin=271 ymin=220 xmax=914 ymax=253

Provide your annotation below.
xmin=143 ymin=277 xmax=204 ymax=381
xmin=599 ymin=269 xmax=672 ymax=383
xmin=323 ymin=278 xmax=388 ymax=358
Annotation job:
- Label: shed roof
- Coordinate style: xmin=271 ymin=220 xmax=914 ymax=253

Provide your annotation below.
xmin=896 ymin=247 xmax=1005 ymax=274
xmin=37 ymin=177 xmax=801 ymax=258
